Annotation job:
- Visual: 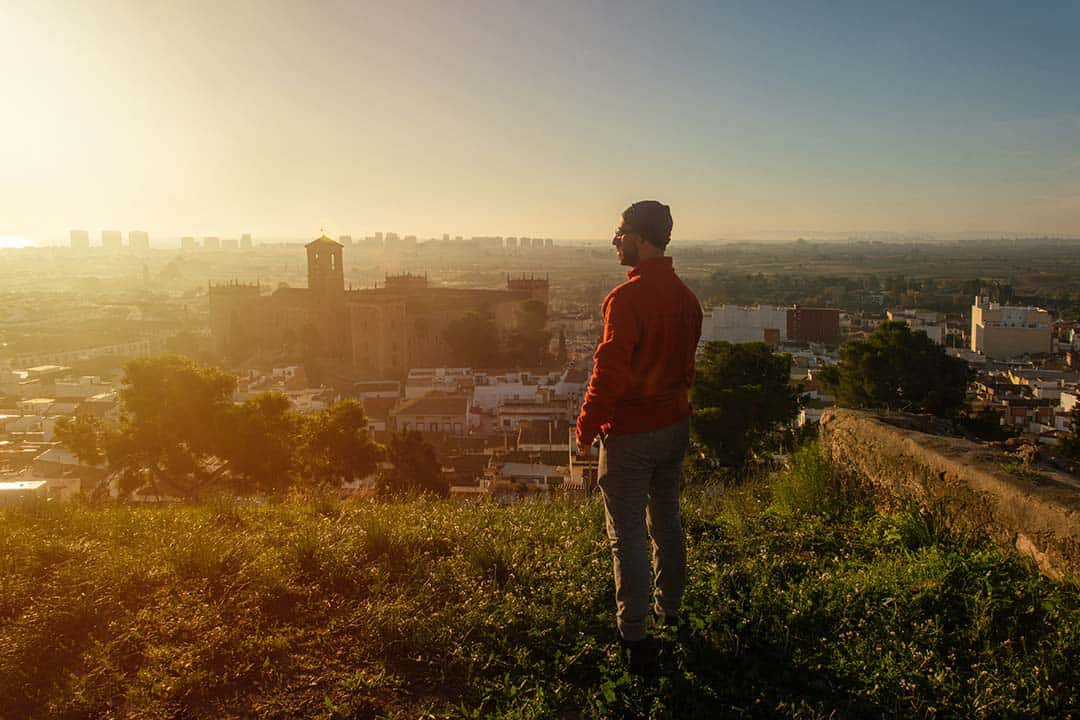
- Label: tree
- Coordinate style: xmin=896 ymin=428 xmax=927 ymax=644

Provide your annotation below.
xmin=108 ymin=355 xmax=237 ymax=498
xmin=54 ymin=414 xmax=106 ymax=466
xmin=817 ymin=321 xmax=971 ymax=417
xmin=443 ymin=312 xmax=501 ymax=367
xmin=300 ymin=400 xmax=384 ymax=489
xmin=691 ymin=342 xmax=799 ymax=471
xmin=380 ymin=431 xmax=447 ymax=496
xmin=506 ymin=299 xmax=552 ymax=367
xmin=221 ymin=392 xmax=305 ymax=495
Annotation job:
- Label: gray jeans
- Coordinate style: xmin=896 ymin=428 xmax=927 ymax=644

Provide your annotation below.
xmin=597 ymin=416 xmax=690 ymax=642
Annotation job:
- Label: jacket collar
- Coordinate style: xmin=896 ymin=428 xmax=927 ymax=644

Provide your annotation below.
xmin=627 ymin=255 xmax=673 ymax=280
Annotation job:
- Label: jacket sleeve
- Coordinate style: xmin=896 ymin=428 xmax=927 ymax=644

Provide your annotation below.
xmin=576 ymin=291 xmax=640 ymax=446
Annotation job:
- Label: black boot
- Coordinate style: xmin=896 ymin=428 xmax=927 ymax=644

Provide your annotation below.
xmin=619 ymin=636 xmax=660 ymax=676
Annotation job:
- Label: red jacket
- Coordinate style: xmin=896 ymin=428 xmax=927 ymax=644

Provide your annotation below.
xmin=576 ymin=256 xmax=703 ymax=446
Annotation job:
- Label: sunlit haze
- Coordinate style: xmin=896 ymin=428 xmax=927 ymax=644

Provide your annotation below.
xmin=2 ymin=0 xmax=1079 ymax=244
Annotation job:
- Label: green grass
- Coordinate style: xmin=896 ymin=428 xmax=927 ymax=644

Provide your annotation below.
xmin=2 ymin=447 xmax=1079 ymax=719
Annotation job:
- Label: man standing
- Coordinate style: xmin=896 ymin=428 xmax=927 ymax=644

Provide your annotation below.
xmin=576 ymin=200 xmax=703 ymax=674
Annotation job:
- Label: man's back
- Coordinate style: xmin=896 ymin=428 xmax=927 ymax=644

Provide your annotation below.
xmin=577 ymin=256 xmax=703 ymax=442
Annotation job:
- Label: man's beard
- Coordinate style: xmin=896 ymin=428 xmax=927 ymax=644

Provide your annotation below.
xmin=620 ymin=244 xmax=639 ymax=266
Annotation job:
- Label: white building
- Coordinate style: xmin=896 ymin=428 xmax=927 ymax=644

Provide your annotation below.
xmin=1058 ymin=390 xmax=1079 ymax=432
xmin=0 ymin=480 xmax=48 ymax=505
xmin=471 ymin=371 xmax=555 ymax=411
xmin=887 ymin=309 xmax=946 ymax=344
xmin=970 ymin=296 xmax=1052 ymax=359
xmin=699 ymin=305 xmax=788 ymax=346
xmin=53 ymin=376 xmax=118 ymax=400
xmin=405 ymin=367 xmax=474 ymax=399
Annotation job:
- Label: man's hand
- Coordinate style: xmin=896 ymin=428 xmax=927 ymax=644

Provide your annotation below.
xmin=576 ymin=439 xmax=593 ymax=457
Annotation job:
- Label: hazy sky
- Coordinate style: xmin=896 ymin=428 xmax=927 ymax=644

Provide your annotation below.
xmin=2 ymin=0 xmax=1079 ymax=243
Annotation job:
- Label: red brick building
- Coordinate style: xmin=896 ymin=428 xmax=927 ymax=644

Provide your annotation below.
xmin=787 ymin=306 xmax=841 ymax=344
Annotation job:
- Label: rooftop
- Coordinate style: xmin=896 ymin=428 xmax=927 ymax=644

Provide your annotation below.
xmin=392 ymin=394 xmax=470 ymax=417
xmin=517 ymin=419 xmax=571 ymax=446
xmin=0 ymin=480 xmax=46 ymax=491
xmin=360 ymin=396 xmax=398 ymax=420
xmin=305 ymin=235 xmax=343 ymax=248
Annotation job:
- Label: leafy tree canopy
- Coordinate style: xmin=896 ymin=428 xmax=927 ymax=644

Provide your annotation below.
xmin=54 ymin=414 xmax=106 ymax=466
xmin=443 ymin=312 xmax=501 ymax=368
xmin=380 ymin=431 xmax=447 ymax=497
xmin=109 ymin=355 xmax=237 ymax=498
xmin=221 ymin=392 xmax=305 ymax=495
xmin=817 ymin=321 xmax=971 ymax=417
xmin=506 ymin=299 xmax=553 ymax=368
xmin=301 ymin=400 xmax=384 ymax=489
xmin=691 ymin=341 xmax=799 ymax=470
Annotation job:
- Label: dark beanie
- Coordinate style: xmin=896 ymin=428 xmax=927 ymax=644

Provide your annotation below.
xmin=623 ymin=200 xmax=673 ymax=249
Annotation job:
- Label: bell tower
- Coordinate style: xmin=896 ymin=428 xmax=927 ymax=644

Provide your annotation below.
xmin=306 ymin=235 xmax=345 ymax=299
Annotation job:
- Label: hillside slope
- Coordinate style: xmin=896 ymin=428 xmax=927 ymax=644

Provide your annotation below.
xmin=2 ymin=452 xmax=1079 ymax=719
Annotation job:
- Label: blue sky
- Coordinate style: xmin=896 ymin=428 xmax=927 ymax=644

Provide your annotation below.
xmin=1 ymin=0 xmax=1078 ymax=242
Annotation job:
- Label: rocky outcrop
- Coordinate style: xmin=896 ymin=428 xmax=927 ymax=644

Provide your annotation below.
xmin=821 ymin=408 xmax=1080 ymax=579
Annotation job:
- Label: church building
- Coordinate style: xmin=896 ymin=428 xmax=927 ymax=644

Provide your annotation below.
xmin=209 ymin=236 xmax=549 ymax=378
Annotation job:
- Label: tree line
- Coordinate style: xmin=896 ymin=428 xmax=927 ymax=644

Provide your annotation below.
xmin=689 ymin=321 xmax=972 ymax=476
xmin=59 ymin=321 xmax=973 ymax=498
xmin=442 ymin=300 xmax=556 ymax=368
xmin=56 ymin=355 xmax=446 ymax=499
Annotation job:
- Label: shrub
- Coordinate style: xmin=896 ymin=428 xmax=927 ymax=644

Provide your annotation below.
xmin=772 ymin=442 xmax=841 ymax=516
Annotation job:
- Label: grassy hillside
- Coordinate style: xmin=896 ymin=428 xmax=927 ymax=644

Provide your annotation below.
xmin=2 ymin=447 xmax=1079 ymax=719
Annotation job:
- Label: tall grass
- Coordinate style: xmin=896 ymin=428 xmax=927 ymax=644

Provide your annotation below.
xmin=771 ymin=442 xmax=841 ymax=516
xmin=1 ymin=456 xmax=1078 ymax=718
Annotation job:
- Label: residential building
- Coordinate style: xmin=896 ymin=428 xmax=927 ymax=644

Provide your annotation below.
xmin=1057 ymin=390 xmax=1078 ymax=432
xmin=516 ymin=419 xmax=571 ymax=452
xmin=496 ymin=398 xmax=572 ymax=433
xmin=406 ymin=367 xmax=474 ymax=399
xmin=485 ymin=460 xmax=564 ymax=500
xmin=354 ymin=380 xmax=401 ymax=399
xmin=0 ymin=480 xmax=48 ymax=505
xmin=20 ymin=447 xmax=105 ymax=500
xmin=390 ymin=393 xmax=470 ymax=435
xmin=970 ymin=296 xmax=1052 ymax=359
xmin=787 ymin=306 xmax=841 ymax=344
xmin=1000 ymin=397 xmax=1057 ymax=430
xmin=699 ymin=305 xmax=787 ymax=346
xmin=887 ymin=309 xmax=946 ymax=344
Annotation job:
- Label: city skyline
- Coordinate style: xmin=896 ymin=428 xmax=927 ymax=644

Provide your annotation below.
xmin=2 ymin=1 xmax=1078 ymax=243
